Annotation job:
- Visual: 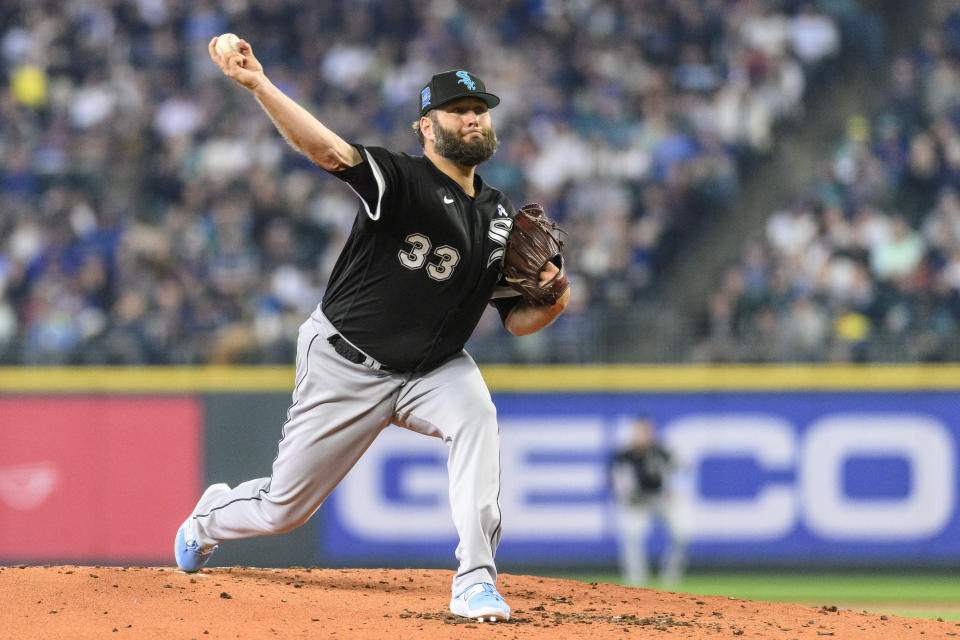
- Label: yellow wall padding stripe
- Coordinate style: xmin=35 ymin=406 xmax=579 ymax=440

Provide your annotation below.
xmin=0 ymin=366 xmax=295 ymax=393
xmin=480 ymin=364 xmax=960 ymax=391
xmin=2 ymin=365 xmax=960 ymax=393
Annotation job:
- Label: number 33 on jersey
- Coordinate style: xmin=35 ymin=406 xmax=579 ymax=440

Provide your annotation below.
xmin=399 ymin=233 xmax=461 ymax=281
xmin=399 ymin=210 xmax=511 ymax=281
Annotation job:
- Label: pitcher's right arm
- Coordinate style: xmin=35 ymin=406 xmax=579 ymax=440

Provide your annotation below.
xmin=208 ymin=36 xmax=361 ymax=171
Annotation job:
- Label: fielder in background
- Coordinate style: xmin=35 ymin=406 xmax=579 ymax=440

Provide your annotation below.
xmin=609 ymin=415 xmax=691 ymax=586
xmin=172 ymin=35 xmax=571 ymax=623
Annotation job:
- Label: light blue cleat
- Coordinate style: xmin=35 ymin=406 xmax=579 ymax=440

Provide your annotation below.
xmin=174 ymin=483 xmax=230 ymax=573
xmin=449 ymin=582 xmax=511 ymax=622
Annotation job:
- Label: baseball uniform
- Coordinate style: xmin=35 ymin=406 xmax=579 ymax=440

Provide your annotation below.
xmin=178 ymin=71 xmax=524 ymax=604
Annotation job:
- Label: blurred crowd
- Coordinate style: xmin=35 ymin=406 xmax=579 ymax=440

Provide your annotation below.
xmin=693 ymin=0 xmax=960 ymax=363
xmin=0 ymin=0 xmax=854 ymax=364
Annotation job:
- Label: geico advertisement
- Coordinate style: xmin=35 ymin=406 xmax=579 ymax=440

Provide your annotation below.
xmin=321 ymin=392 xmax=960 ymax=565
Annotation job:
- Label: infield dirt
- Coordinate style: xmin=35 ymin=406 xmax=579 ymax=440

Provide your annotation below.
xmin=0 ymin=565 xmax=953 ymax=639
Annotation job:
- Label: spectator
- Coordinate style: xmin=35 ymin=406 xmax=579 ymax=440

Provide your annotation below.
xmin=869 ymin=214 xmax=925 ymax=281
xmin=790 ymin=3 xmax=841 ymax=72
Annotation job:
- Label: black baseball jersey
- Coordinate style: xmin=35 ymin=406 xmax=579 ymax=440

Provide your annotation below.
xmin=611 ymin=444 xmax=673 ymax=496
xmin=322 ymin=144 xmax=519 ymax=372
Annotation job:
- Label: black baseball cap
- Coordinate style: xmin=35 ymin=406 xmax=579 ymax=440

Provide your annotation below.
xmin=419 ymin=69 xmax=500 ymax=117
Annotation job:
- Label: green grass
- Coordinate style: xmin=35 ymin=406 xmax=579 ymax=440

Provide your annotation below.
xmin=547 ymin=572 xmax=960 ymax=622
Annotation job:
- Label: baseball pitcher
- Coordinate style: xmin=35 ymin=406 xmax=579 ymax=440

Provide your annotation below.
xmin=173 ymin=35 xmax=571 ymax=623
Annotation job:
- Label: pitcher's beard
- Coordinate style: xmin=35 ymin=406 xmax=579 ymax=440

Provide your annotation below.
xmin=433 ymin=122 xmax=499 ymax=166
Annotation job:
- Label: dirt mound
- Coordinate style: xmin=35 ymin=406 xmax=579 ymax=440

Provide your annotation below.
xmin=0 ymin=565 xmax=954 ymax=639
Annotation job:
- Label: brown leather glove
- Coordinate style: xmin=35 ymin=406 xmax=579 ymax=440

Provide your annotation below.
xmin=502 ymin=203 xmax=569 ymax=305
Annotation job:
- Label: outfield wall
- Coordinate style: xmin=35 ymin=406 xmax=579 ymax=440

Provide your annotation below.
xmin=3 ymin=365 xmax=960 ymax=569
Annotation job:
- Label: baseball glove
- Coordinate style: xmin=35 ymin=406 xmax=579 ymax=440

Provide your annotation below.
xmin=502 ymin=203 xmax=569 ymax=305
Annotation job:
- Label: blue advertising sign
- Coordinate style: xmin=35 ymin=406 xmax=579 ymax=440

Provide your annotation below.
xmin=322 ymin=391 xmax=960 ymax=567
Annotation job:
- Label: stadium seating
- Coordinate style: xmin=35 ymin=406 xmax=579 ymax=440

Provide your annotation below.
xmin=693 ymin=5 xmax=960 ymax=363
xmin=0 ymin=0 xmax=851 ymax=364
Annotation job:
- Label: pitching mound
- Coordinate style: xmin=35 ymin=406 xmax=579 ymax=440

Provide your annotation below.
xmin=0 ymin=565 xmax=954 ymax=639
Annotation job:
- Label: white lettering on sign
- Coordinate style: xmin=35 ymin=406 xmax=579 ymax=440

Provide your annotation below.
xmin=664 ymin=412 xmax=954 ymax=542
xmin=335 ymin=418 xmax=607 ymax=542
xmin=336 ymin=427 xmax=454 ymax=540
xmin=332 ymin=413 xmax=956 ymax=545
xmin=498 ymin=418 xmax=608 ymax=539
xmin=663 ymin=415 xmax=797 ymax=540
xmin=801 ymin=415 xmax=954 ymax=540
xmin=0 ymin=462 xmax=59 ymax=511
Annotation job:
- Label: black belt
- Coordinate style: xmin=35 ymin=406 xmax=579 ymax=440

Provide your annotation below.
xmin=327 ymin=334 xmax=397 ymax=373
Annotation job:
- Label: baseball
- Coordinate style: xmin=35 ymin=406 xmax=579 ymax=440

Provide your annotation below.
xmin=215 ymin=33 xmax=241 ymax=55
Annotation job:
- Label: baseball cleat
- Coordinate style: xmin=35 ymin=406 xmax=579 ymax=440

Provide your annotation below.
xmin=449 ymin=583 xmax=510 ymax=622
xmin=174 ymin=483 xmax=230 ymax=573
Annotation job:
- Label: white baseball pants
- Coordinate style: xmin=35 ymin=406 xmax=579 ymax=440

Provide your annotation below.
xmin=189 ymin=309 xmax=503 ymax=595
